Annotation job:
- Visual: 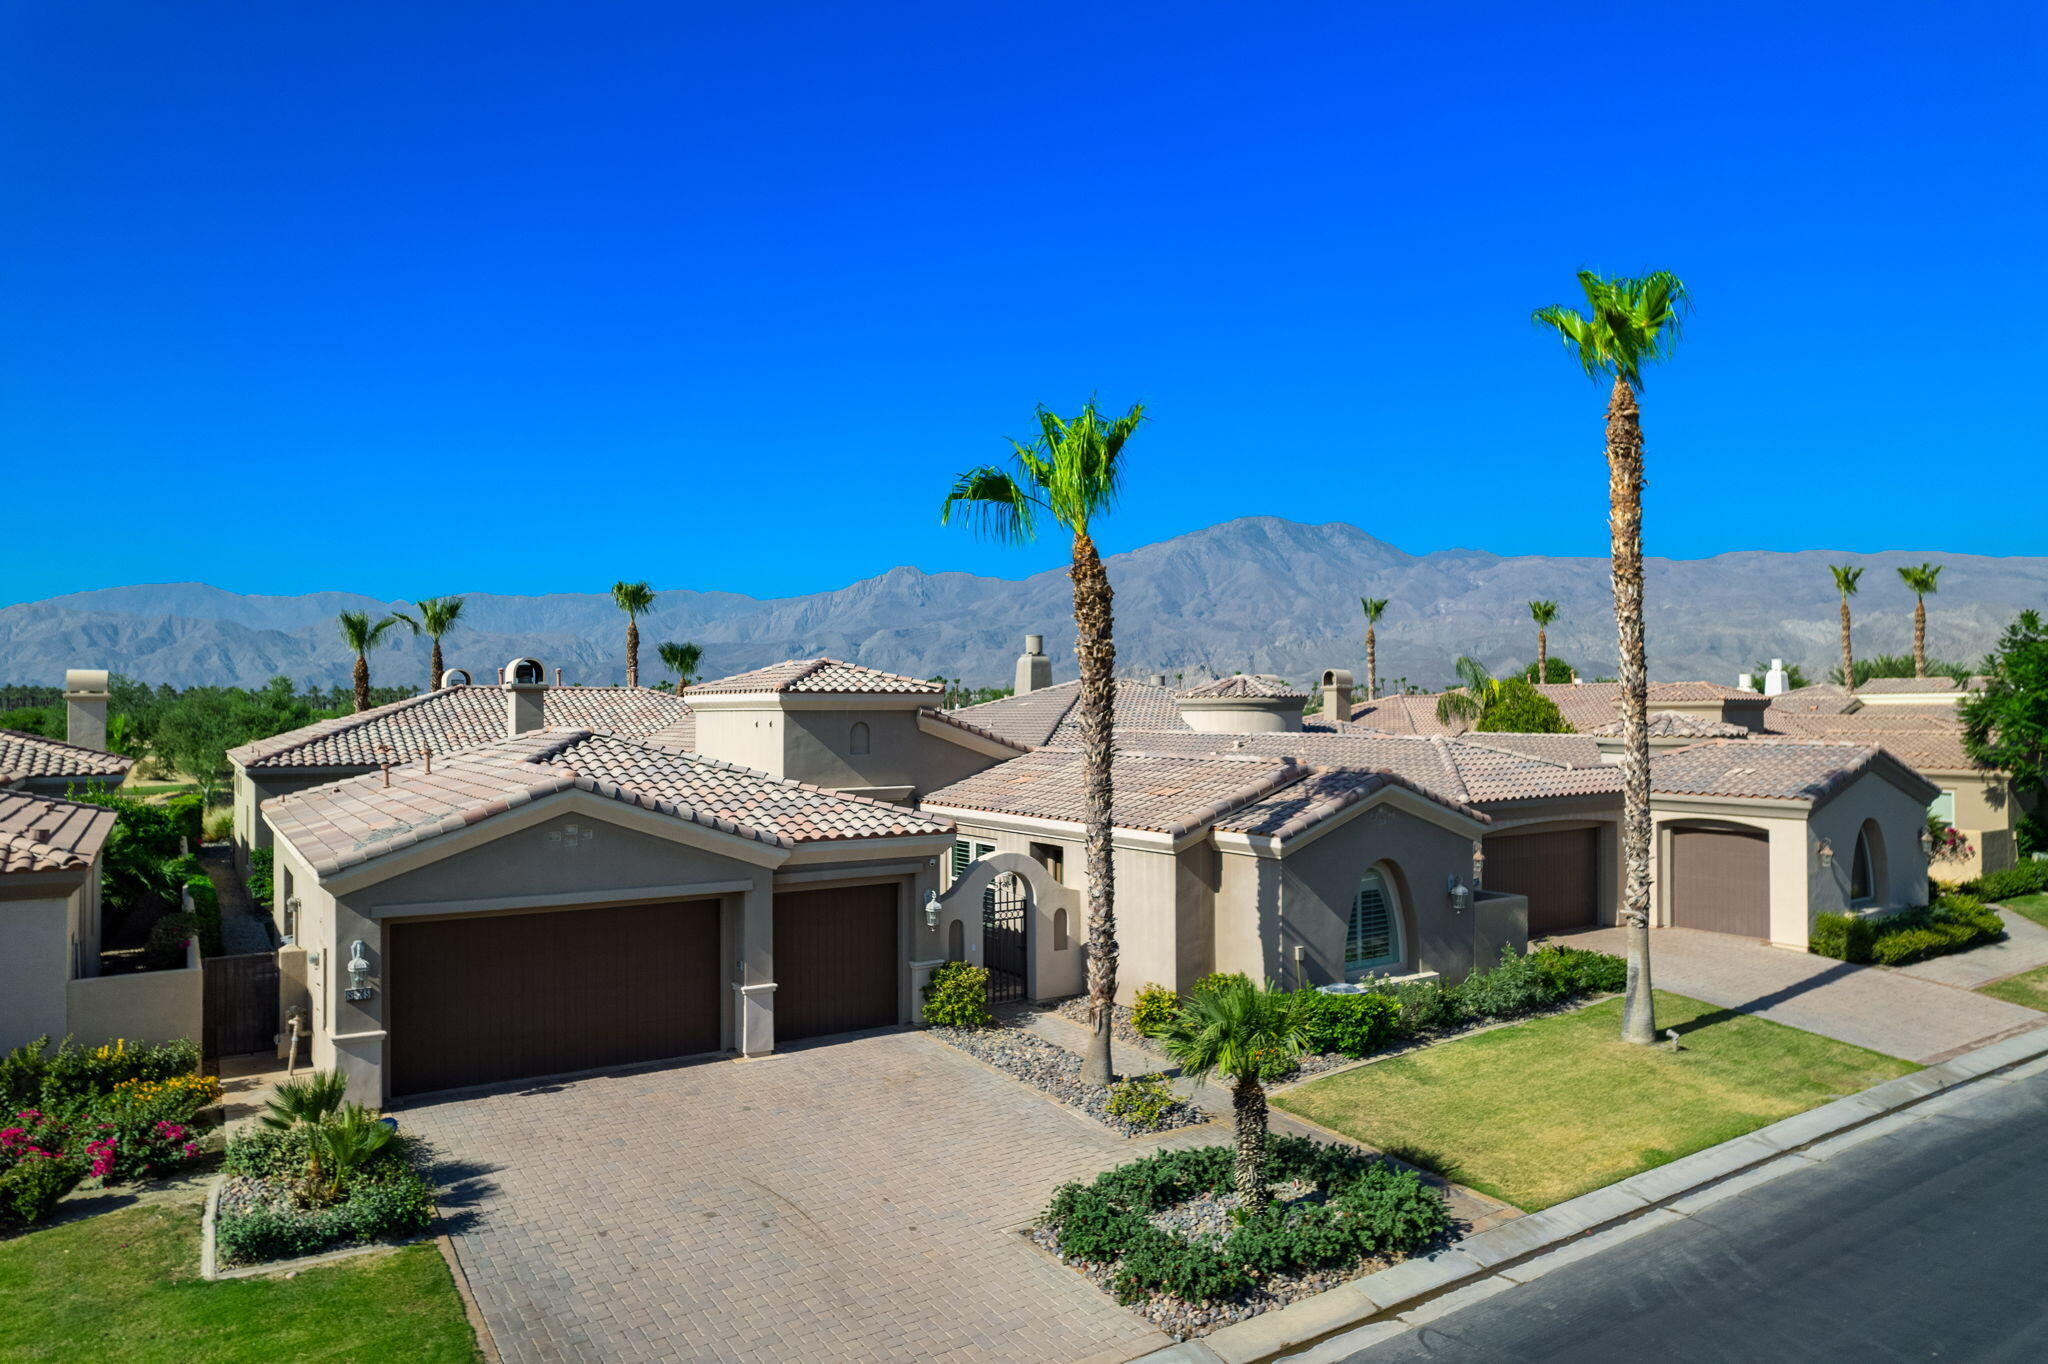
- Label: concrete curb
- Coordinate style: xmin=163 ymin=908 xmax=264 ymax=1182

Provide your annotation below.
xmin=1129 ymin=1022 xmax=2048 ymax=1364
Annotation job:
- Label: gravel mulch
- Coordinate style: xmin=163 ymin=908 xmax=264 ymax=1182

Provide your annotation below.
xmin=929 ymin=1025 xmax=1210 ymax=1137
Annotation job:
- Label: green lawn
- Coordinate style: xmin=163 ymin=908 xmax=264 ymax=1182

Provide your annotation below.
xmin=1980 ymin=963 xmax=2048 ymax=1012
xmin=1275 ymin=991 xmax=1918 ymax=1211
xmin=1998 ymin=893 xmax=2048 ymax=932
xmin=0 ymin=1202 xmax=479 ymax=1363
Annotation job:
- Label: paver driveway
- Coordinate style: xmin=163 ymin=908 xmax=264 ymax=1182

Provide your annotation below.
xmin=399 ymin=1028 xmax=1211 ymax=1364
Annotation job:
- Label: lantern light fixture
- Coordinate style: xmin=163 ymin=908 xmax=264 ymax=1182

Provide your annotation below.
xmin=1817 ymin=838 xmax=1834 ymax=870
xmin=1448 ymin=875 xmax=1472 ymax=914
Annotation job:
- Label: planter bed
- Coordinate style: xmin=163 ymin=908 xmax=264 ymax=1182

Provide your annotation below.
xmin=928 ymin=1026 xmax=1209 ymax=1137
xmin=213 ymin=1118 xmax=435 ymax=1268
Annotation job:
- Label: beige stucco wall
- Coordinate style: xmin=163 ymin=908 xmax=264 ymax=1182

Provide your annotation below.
xmin=691 ymin=700 xmax=1006 ymax=801
xmin=65 ymin=941 xmax=203 ymax=1049
xmin=1927 ymin=769 xmax=2020 ymax=881
xmin=0 ymin=890 xmax=73 ymax=1047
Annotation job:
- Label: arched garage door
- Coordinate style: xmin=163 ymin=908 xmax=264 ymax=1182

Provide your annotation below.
xmin=1485 ymin=827 xmax=1600 ymax=934
xmin=387 ymin=898 xmax=723 ymax=1097
xmin=1668 ymin=826 xmax=1771 ymax=938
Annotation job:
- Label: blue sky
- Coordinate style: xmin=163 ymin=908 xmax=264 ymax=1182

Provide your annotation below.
xmin=3 ymin=1 xmax=2041 ymax=606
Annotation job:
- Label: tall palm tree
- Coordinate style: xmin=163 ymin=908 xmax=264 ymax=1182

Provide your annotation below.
xmin=658 ymin=640 xmax=703 ymax=693
xmin=1528 ymin=600 xmax=1560 ymax=681
xmin=1433 ymin=656 xmax=1500 ymax=731
xmin=336 ymin=610 xmax=403 ymax=712
xmin=943 ymin=398 xmax=1146 ymax=1087
xmin=392 ymin=596 xmax=466 ymax=691
xmin=612 ymin=581 xmax=656 ymax=686
xmin=1535 ymin=268 xmax=1691 ymax=1047
xmin=1897 ymin=564 xmax=1942 ymax=677
xmin=1153 ymin=976 xmax=1306 ymax=1212
xmin=1828 ymin=566 xmax=1863 ymax=690
xmin=1360 ymin=597 xmax=1390 ymax=702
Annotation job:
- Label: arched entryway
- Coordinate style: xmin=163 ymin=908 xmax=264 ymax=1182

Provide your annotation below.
xmin=982 ymin=871 xmax=1030 ymax=1003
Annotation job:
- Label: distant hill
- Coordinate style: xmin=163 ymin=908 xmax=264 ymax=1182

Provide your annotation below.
xmin=2 ymin=518 xmax=2043 ymax=691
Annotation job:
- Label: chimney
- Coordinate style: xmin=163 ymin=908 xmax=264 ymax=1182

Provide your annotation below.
xmin=1320 ymin=668 xmax=1354 ymax=725
xmin=64 ymin=669 xmax=110 ymax=751
xmin=503 ymin=657 xmax=548 ymax=736
xmin=1737 ymin=671 xmax=1754 ymax=692
xmin=1015 ymin=634 xmax=1052 ymax=695
xmin=1764 ymin=659 xmax=1788 ymax=697
xmin=1147 ymin=673 xmax=1166 ymax=687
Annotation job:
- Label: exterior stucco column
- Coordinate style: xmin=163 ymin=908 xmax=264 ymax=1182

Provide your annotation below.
xmin=735 ymin=879 xmax=776 ymax=1057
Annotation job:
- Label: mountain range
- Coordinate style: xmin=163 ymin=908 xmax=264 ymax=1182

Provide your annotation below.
xmin=3 ymin=518 xmax=2043 ymax=693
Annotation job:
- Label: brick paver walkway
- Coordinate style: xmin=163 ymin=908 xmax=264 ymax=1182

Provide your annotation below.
xmin=397 ymin=1029 xmax=1219 ymax=1364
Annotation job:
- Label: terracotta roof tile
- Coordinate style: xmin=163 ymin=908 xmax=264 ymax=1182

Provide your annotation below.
xmin=1649 ymin=738 xmax=1933 ymax=803
xmin=685 ymin=658 xmax=943 ymax=696
xmin=1590 ymin=710 xmax=1751 ymax=739
xmin=921 ymin=747 xmax=1316 ymax=836
xmin=1762 ymin=709 xmax=1976 ymax=771
xmin=0 ymin=730 xmax=135 ymax=786
xmin=1175 ymin=675 xmax=1307 ymax=701
xmin=0 ymin=790 xmax=116 ymax=873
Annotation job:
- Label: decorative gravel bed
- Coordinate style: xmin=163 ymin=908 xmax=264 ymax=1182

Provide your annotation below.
xmin=929 ymin=1025 xmax=1210 ymax=1136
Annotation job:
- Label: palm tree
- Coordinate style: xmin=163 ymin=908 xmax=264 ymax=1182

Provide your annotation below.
xmin=1535 ymin=269 xmax=1691 ymax=1047
xmin=1829 ymin=566 xmax=1863 ymax=691
xmin=1528 ymin=600 xmax=1560 ymax=681
xmin=1434 ymin=656 xmax=1500 ymax=731
xmin=392 ymin=596 xmax=465 ymax=691
xmin=336 ymin=610 xmax=404 ymax=712
xmin=943 ymin=398 xmax=1146 ymax=1087
xmin=1153 ymin=976 xmax=1306 ymax=1212
xmin=612 ymin=581 xmax=656 ymax=686
xmin=1897 ymin=564 xmax=1942 ymax=676
xmin=658 ymin=640 xmax=703 ymax=693
xmin=1360 ymin=597 xmax=1390 ymax=701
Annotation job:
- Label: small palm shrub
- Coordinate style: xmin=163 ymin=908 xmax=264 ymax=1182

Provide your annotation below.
xmin=921 ymin=962 xmax=996 ymax=1028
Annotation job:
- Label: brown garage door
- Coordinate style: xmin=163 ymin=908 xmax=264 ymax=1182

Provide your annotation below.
xmin=1669 ymin=827 xmax=1771 ymax=938
xmin=1485 ymin=827 xmax=1600 ymax=935
xmin=773 ymin=883 xmax=899 ymax=1042
xmin=387 ymin=898 xmax=722 ymax=1097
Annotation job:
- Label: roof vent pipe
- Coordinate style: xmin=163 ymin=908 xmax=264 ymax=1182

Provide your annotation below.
xmin=555 ymin=668 xmax=563 ymax=686
xmin=1015 ymin=633 xmax=1052 ymax=695
xmin=1737 ymin=671 xmax=1754 ymax=692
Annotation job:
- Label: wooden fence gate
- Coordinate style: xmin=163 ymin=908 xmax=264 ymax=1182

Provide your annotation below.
xmin=203 ymin=952 xmax=279 ymax=1058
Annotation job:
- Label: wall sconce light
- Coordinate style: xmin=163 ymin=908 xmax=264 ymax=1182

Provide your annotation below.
xmin=1448 ymin=875 xmax=1472 ymax=913
xmin=1918 ymin=825 xmax=1935 ymax=856
xmin=924 ymin=891 xmax=941 ymax=930
xmin=343 ymin=939 xmax=378 ymax=1002
xmin=1817 ymin=838 xmax=1834 ymax=870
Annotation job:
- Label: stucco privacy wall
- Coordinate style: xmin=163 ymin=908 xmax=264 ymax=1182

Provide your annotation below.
xmin=1 ymin=892 xmax=72 ymax=1045
xmin=65 ymin=940 xmax=203 ymax=1049
xmin=936 ymin=852 xmax=1084 ymax=1001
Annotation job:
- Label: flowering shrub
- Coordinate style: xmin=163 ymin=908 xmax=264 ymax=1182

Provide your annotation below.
xmin=1927 ymin=822 xmax=1976 ymax=865
xmin=0 ymin=1147 xmax=85 ymax=1227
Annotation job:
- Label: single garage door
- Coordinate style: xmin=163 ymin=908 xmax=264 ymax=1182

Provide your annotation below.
xmin=387 ymin=898 xmax=722 ymax=1097
xmin=1485 ymin=827 xmax=1600 ymax=935
xmin=773 ymin=883 xmax=899 ymax=1042
xmin=1668 ymin=827 xmax=1771 ymax=938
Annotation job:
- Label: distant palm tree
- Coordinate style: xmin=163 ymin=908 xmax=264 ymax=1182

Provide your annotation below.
xmin=1828 ymin=566 xmax=1863 ymax=691
xmin=1897 ymin=564 xmax=1943 ymax=676
xmin=1153 ymin=976 xmax=1307 ymax=1212
xmin=612 ymin=581 xmax=656 ymax=686
xmin=336 ymin=610 xmax=403 ymax=712
xmin=1360 ymin=597 xmax=1390 ymax=702
xmin=1535 ymin=268 xmax=1691 ymax=1047
xmin=658 ymin=641 xmax=703 ymax=693
xmin=393 ymin=596 xmax=466 ymax=691
xmin=943 ymin=398 xmax=1146 ymax=1088
xmin=1528 ymin=600 xmax=1560 ymax=681
xmin=1434 ymin=656 xmax=1501 ymax=731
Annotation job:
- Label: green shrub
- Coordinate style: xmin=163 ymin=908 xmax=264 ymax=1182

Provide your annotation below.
xmin=221 ymin=1124 xmax=316 ymax=1180
xmin=147 ymin=912 xmax=200 ymax=966
xmin=23 ymin=1036 xmax=202 ymax=1107
xmin=246 ymin=846 xmax=276 ymax=911
xmin=921 ymin=961 xmax=996 ymax=1029
xmin=214 ymin=1127 xmax=435 ymax=1265
xmin=1454 ymin=946 xmax=1561 ymax=1019
xmin=1528 ymin=944 xmax=1628 ymax=995
xmin=1131 ymin=983 xmax=1182 ymax=1037
xmin=0 ymin=1151 xmax=85 ymax=1227
xmin=1814 ymin=895 xmax=2005 ymax=966
xmin=1105 ymin=1074 xmax=1180 ymax=1130
xmin=164 ymin=792 xmax=205 ymax=848
xmin=1191 ymin=971 xmax=1250 ymax=998
xmin=1973 ymin=861 xmax=2048 ymax=903
xmin=1377 ymin=978 xmax=1467 ymax=1036
xmin=1291 ymin=989 xmax=1400 ymax=1058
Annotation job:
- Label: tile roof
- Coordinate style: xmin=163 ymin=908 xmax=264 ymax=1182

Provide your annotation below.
xmin=0 ymin=730 xmax=135 ymax=786
xmin=685 ymin=658 xmax=943 ymax=696
xmin=1344 ymin=694 xmax=1459 ymax=735
xmin=265 ymin=729 xmax=952 ymax=877
xmin=1768 ymin=684 xmax=1860 ymax=715
xmin=1175 ymin=675 xmax=1307 ymax=701
xmin=1853 ymin=676 xmax=1976 ymax=695
xmin=1212 ymin=767 xmax=1490 ymax=839
xmin=915 ymin=707 xmax=1030 ymax=753
xmin=946 ymin=679 xmax=1189 ymax=748
xmin=921 ymin=747 xmax=1316 ymax=836
xmin=0 ymin=790 xmax=116 ymax=874
xmin=1762 ymin=709 xmax=1976 ymax=772
xmin=1590 ymin=710 xmax=1752 ymax=739
xmin=228 ymin=685 xmax=692 ymax=771
xmin=1649 ymin=739 xmax=1932 ymax=804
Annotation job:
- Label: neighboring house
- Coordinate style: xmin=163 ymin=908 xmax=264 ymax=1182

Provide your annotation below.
xmin=1347 ymin=680 xmax=1770 ymax=736
xmin=0 ymin=672 xmax=133 ymax=796
xmin=1 ymin=789 xmax=201 ymax=1050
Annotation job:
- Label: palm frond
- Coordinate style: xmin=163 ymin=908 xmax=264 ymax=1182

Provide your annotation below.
xmin=658 ymin=640 xmax=703 ymax=687
xmin=612 ymin=581 xmax=655 ymax=617
xmin=1534 ymin=270 xmax=1691 ymax=388
xmin=1528 ymin=599 xmax=1559 ymax=626
xmin=1360 ymin=596 xmax=1390 ymax=624
xmin=1830 ymin=565 xmax=1864 ymax=597
xmin=940 ymin=465 xmax=1041 ymax=546
xmin=413 ymin=596 xmax=465 ymax=635
xmin=1898 ymin=563 xmax=1943 ymax=596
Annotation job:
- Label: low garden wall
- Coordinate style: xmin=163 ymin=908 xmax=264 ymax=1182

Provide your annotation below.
xmin=67 ymin=940 xmax=204 ymax=1049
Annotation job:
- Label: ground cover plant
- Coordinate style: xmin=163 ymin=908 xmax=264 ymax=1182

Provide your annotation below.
xmin=1810 ymin=894 xmax=2003 ymax=966
xmin=1275 ymin=991 xmax=1917 ymax=1211
xmin=0 ymin=1200 xmax=480 ymax=1362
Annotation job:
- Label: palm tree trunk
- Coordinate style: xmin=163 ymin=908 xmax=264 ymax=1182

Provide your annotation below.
xmin=1072 ymin=529 xmax=1119 ymax=1088
xmin=1232 ymin=1076 xmax=1270 ymax=1211
xmin=1839 ymin=598 xmax=1854 ymax=692
xmin=1607 ymin=375 xmax=1656 ymax=1046
xmin=1538 ymin=626 xmax=1548 ymax=681
xmin=1913 ymin=600 xmax=1926 ymax=676
xmin=1366 ymin=628 xmax=1377 ymax=702
xmin=353 ymin=653 xmax=371 ymax=713
xmin=430 ymin=639 xmax=444 ymax=692
xmin=626 ymin=618 xmax=640 ymax=687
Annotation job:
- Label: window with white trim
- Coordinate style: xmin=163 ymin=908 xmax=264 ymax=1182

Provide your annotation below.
xmin=1346 ymin=867 xmax=1404 ymax=975
xmin=949 ymin=838 xmax=997 ymax=885
xmin=1930 ymin=790 xmax=1956 ymax=825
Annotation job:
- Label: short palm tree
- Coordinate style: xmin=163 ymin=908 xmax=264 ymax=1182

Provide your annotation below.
xmin=1528 ymin=600 xmax=1560 ymax=681
xmin=1433 ymin=656 xmax=1501 ymax=731
xmin=1534 ymin=268 xmax=1691 ymax=1047
xmin=1153 ymin=976 xmax=1306 ymax=1212
xmin=1897 ymin=564 xmax=1942 ymax=676
xmin=336 ymin=610 xmax=404 ymax=712
xmin=658 ymin=640 xmax=703 ymax=693
xmin=1829 ymin=566 xmax=1863 ymax=690
xmin=1361 ymin=597 xmax=1390 ymax=701
xmin=612 ymin=581 xmax=656 ymax=686
xmin=259 ymin=1069 xmax=349 ymax=1130
xmin=943 ymin=398 xmax=1146 ymax=1087
xmin=307 ymin=1102 xmax=396 ymax=1204
xmin=393 ymin=596 xmax=465 ymax=691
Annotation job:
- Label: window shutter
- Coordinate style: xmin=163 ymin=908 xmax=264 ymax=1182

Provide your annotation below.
xmin=951 ymin=840 xmax=972 ymax=879
xmin=1348 ymin=875 xmax=1393 ymax=966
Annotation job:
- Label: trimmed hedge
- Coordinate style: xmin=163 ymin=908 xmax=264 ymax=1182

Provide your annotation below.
xmin=163 ymin=792 xmax=205 ymax=849
xmin=246 ymin=846 xmax=276 ymax=915
xmin=921 ymin=961 xmax=996 ymax=1028
xmin=1812 ymin=895 xmax=2005 ymax=966
xmin=1971 ymin=861 xmax=2048 ymax=904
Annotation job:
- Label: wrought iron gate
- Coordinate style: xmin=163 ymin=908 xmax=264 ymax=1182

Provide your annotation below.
xmin=982 ymin=873 xmax=1027 ymax=1003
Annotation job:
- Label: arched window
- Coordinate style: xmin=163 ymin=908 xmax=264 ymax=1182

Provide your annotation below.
xmin=1052 ymin=907 xmax=1069 ymax=951
xmin=1851 ymin=823 xmax=1882 ymax=906
xmin=1347 ymin=867 xmax=1404 ymax=976
xmin=849 ymin=721 xmax=871 ymax=756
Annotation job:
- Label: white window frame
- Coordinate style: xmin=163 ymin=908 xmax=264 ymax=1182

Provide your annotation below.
xmin=1930 ymin=790 xmax=1957 ymax=826
xmin=949 ymin=838 xmax=997 ymax=886
xmin=1345 ymin=866 xmax=1405 ymax=978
